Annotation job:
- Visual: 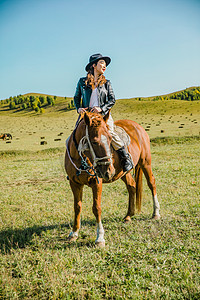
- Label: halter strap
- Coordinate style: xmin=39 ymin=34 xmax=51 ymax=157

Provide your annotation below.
xmin=85 ymin=126 xmax=112 ymax=168
xmin=66 ymin=136 xmax=99 ymax=183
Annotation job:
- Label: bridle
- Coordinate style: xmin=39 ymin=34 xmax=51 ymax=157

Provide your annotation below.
xmin=66 ymin=121 xmax=112 ymax=181
xmin=83 ymin=125 xmax=112 ymax=168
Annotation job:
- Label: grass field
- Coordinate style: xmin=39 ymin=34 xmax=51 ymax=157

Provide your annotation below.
xmin=0 ymin=98 xmax=200 ymax=299
xmin=0 ymin=99 xmax=200 ymax=151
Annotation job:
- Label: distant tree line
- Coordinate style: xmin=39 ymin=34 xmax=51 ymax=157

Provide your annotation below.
xmin=1 ymin=87 xmax=199 ymax=111
xmin=134 ymin=87 xmax=200 ymax=102
xmin=169 ymin=87 xmax=200 ymax=101
xmin=0 ymin=94 xmax=75 ymax=113
xmin=151 ymin=87 xmax=200 ymax=101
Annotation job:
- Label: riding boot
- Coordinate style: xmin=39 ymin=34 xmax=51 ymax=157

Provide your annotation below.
xmin=116 ymin=146 xmax=134 ymax=173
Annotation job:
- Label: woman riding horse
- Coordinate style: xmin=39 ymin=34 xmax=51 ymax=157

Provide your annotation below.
xmin=65 ymin=54 xmax=160 ymax=247
xmin=74 ymin=53 xmax=133 ymax=173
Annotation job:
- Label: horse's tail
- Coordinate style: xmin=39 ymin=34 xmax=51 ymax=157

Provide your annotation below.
xmin=135 ymin=164 xmax=143 ymax=213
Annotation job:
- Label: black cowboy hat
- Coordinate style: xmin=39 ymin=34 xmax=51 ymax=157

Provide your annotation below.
xmin=85 ymin=53 xmax=111 ymax=72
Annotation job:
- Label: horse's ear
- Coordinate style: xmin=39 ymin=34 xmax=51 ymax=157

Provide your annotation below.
xmin=103 ymin=110 xmax=110 ymax=123
xmin=84 ymin=112 xmax=91 ymax=126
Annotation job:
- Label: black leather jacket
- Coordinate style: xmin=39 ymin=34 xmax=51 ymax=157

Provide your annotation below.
xmin=74 ymin=77 xmax=115 ymax=115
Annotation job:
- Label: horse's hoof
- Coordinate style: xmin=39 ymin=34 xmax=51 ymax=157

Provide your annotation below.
xmin=152 ymin=214 xmax=161 ymax=220
xmin=123 ymin=216 xmax=132 ymax=223
xmin=95 ymin=240 xmax=105 ymax=248
xmin=67 ymin=232 xmax=78 ymax=242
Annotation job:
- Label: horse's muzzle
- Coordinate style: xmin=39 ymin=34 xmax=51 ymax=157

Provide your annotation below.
xmin=96 ymin=164 xmax=115 ymax=181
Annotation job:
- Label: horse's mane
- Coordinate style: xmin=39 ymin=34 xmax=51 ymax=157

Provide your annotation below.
xmin=82 ymin=112 xmax=109 ymax=131
xmin=89 ymin=112 xmax=103 ymax=127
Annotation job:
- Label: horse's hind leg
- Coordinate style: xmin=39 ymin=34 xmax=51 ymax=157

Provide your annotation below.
xmin=68 ymin=180 xmax=84 ymax=241
xmin=121 ymin=173 xmax=136 ymax=223
xmin=141 ymin=162 xmax=160 ymax=219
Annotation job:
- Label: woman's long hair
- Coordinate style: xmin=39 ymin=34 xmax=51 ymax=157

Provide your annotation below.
xmin=85 ymin=64 xmax=106 ymax=90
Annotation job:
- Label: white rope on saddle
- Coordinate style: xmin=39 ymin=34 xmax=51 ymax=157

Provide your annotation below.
xmin=66 ymin=137 xmax=81 ymax=172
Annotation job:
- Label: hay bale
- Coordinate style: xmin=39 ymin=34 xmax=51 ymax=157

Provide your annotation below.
xmin=40 ymin=141 xmax=47 ymax=145
xmin=54 ymin=138 xmax=61 ymax=141
xmin=161 ymin=130 xmax=165 ymax=133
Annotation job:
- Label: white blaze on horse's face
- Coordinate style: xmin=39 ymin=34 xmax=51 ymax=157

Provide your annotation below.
xmin=94 ymin=133 xmax=114 ymax=181
xmin=101 ymin=134 xmax=111 ymax=157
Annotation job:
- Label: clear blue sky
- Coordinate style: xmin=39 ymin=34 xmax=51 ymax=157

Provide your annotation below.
xmin=0 ymin=0 xmax=199 ymax=100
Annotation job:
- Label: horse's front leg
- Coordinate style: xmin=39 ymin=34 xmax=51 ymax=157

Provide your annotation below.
xmin=91 ymin=180 xmax=105 ymax=247
xmin=68 ymin=180 xmax=84 ymax=241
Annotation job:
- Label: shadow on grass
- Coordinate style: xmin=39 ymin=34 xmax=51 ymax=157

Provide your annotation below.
xmin=57 ymin=107 xmax=68 ymax=113
xmin=0 ymin=107 xmax=10 ymax=112
xmin=0 ymin=218 xmax=102 ymax=253
xmin=0 ymin=223 xmax=72 ymax=254
xmin=57 ymin=107 xmax=76 ymax=113
xmin=0 ymin=215 xmax=148 ymax=253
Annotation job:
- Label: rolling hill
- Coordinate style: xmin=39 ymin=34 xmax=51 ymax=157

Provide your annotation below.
xmin=0 ymin=86 xmax=199 ymax=117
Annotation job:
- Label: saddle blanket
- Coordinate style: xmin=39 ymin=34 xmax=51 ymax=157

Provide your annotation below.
xmin=113 ymin=125 xmax=130 ymax=149
xmin=66 ymin=125 xmax=131 ymax=152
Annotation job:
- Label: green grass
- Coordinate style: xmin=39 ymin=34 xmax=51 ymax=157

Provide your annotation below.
xmin=0 ymin=140 xmax=199 ymax=299
xmin=0 ymin=99 xmax=200 ymax=152
xmin=150 ymin=135 xmax=200 ymax=145
xmin=0 ymin=98 xmax=200 ymax=298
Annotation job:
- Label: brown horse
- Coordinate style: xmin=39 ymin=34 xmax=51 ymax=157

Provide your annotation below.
xmin=0 ymin=133 xmax=12 ymax=140
xmin=65 ymin=111 xmax=160 ymax=247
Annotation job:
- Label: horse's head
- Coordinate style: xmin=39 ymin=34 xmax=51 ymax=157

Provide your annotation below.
xmin=83 ymin=111 xmax=115 ymax=181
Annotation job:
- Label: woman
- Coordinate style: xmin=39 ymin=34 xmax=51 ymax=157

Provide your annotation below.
xmin=74 ymin=53 xmax=133 ymax=173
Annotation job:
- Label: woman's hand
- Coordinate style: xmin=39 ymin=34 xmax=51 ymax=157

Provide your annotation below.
xmin=90 ymin=107 xmax=102 ymax=113
xmin=78 ymin=108 xmax=88 ymax=114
